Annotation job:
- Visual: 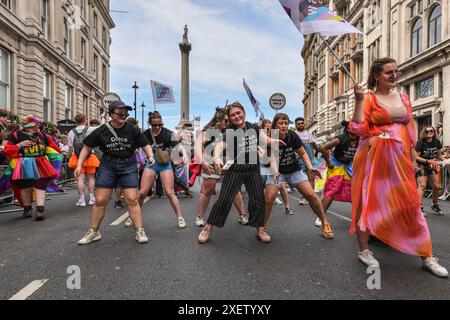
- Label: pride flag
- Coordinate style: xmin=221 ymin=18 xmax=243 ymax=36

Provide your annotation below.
xmin=278 ymin=0 xmax=362 ymax=36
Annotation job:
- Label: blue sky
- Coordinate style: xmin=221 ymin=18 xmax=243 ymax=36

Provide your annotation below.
xmin=109 ymin=0 xmax=305 ymax=131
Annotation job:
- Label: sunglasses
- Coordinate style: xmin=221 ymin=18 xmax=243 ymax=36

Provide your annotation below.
xmin=426 ymin=129 xmax=435 ymax=133
xmin=151 ymin=123 xmax=163 ymax=127
xmin=113 ymin=112 xmax=129 ymax=118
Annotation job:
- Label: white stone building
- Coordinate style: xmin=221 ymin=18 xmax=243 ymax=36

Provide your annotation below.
xmin=302 ymin=0 xmax=450 ymax=144
xmin=0 ymin=0 xmax=115 ymax=122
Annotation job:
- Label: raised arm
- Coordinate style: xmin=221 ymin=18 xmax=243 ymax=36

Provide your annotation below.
xmin=320 ymin=138 xmax=341 ymax=168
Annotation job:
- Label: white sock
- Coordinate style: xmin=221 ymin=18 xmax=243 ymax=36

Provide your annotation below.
xmin=79 ymin=195 xmax=85 ymax=202
xmin=89 ymin=193 xmax=95 ymax=200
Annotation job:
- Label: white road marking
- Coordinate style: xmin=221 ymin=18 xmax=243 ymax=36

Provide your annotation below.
xmin=9 ymin=279 xmax=48 ymax=300
xmin=110 ymin=197 xmax=150 ymax=226
xmin=288 ymin=195 xmax=352 ymax=222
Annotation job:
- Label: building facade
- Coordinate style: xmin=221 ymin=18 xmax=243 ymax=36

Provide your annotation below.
xmin=0 ymin=0 xmax=114 ymax=123
xmin=302 ymin=0 xmax=450 ymax=144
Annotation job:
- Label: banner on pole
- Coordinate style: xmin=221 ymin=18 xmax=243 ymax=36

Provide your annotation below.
xmin=243 ymin=78 xmax=261 ymax=117
xmin=278 ymin=0 xmax=362 ymax=36
xmin=150 ymin=80 xmax=175 ymax=104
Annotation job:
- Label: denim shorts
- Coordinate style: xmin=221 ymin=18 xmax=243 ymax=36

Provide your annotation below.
xmin=280 ymin=170 xmax=309 ymax=188
xmin=145 ymin=156 xmax=172 ymax=174
xmin=260 ymin=166 xmax=282 ymax=187
xmin=95 ymin=155 xmax=139 ymax=189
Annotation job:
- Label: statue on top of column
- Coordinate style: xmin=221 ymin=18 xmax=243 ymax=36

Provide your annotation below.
xmin=183 ymin=25 xmax=189 ymax=43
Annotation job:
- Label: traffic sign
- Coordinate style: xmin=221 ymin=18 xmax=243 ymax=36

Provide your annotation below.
xmin=102 ymin=92 xmax=121 ymax=109
xmin=269 ymin=93 xmax=286 ymax=110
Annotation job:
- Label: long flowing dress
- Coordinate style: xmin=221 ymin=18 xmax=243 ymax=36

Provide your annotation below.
xmin=349 ymin=92 xmax=432 ymax=258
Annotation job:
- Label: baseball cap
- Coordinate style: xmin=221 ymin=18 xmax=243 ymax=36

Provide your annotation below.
xmin=108 ymin=100 xmax=133 ymax=112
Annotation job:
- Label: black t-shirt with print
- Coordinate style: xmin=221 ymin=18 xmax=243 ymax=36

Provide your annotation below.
xmin=333 ymin=134 xmax=358 ymax=164
xmin=416 ymin=138 xmax=442 ymax=160
xmin=83 ymin=122 xmax=149 ymax=159
xmin=144 ymin=127 xmax=178 ymax=154
xmin=278 ymin=130 xmax=304 ymax=174
xmin=223 ymin=122 xmax=260 ymax=171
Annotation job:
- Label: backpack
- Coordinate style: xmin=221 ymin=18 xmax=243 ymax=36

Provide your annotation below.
xmin=72 ymin=126 xmax=89 ymax=157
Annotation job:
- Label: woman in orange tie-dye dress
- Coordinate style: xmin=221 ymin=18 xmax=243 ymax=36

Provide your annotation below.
xmin=350 ymin=58 xmax=447 ymax=278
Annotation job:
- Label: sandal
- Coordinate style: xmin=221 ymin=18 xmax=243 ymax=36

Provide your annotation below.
xmin=321 ymin=222 xmax=334 ymax=239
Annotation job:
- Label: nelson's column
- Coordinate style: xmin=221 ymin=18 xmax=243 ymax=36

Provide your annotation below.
xmin=179 ymin=25 xmax=192 ymax=128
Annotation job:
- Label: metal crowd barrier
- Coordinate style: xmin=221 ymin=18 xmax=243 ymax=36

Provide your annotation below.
xmin=422 ymin=161 xmax=450 ymax=200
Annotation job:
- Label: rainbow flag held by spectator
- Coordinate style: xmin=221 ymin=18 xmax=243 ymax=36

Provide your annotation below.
xmin=278 ymin=0 xmax=362 ymax=36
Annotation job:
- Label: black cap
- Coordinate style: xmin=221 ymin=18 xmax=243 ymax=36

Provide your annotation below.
xmin=109 ymin=100 xmax=133 ymax=112
xmin=0 ymin=110 xmax=8 ymax=117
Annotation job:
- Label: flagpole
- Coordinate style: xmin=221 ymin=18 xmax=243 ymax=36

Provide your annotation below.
xmin=318 ymin=34 xmax=358 ymax=85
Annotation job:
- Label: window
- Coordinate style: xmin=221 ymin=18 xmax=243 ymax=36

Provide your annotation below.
xmin=318 ymin=58 xmax=325 ymax=78
xmin=428 ymin=5 xmax=442 ymax=47
xmin=65 ymin=84 xmax=73 ymax=119
xmin=102 ymin=26 xmax=107 ymax=48
xmin=411 ymin=18 xmax=423 ymax=56
xmin=0 ymin=48 xmax=11 ymax=109
xmin=418 ymin=0 xmax=423 ymax=12
xmin=64 ymin=19 xmax=71 ymax=57
xmin=41 ymin=0 xmax=49 ymax=39
xmin=102 ymin=64 xmax=107 ymax=90
xmin=356 ymin=60 xmax=363 ymax=82
xmin=1 ymin=0 xmax=11 ymax=9
xmin=333 ymin=79 xmax=339 ymax=99
xmin=43 ymin=72 xmax=51 ymax=121
xmin=83 ymin=94 xmax=88 ymax=115
xmin=81 ymin=38 xmax=86 ymax=69
xmin=319 ymin=85 xmax=325 ymax=106
xmin=368 ymin=39 xmax=380 ymax=65
xmin=415 ymin=76 xmax=434 ymax=99
xmin=93 ymin=53 xmax=98 ymax=81
xmin=368 ymin=0 xmax=381 ymax=29
xmin=93 ymin=12 xmax=98 ymax=38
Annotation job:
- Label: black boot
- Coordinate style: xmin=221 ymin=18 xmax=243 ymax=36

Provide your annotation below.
xmin=36 ymin=206 xmax=45 ymax=221
xmin=23 ymin=206 xmax=32 ymax=218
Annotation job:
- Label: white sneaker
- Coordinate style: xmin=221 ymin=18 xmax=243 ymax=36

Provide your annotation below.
xmin=125 ymin=217 xmax=133 ymax=227
xmin=274 ymin=198 xmax=283 ymax=205
xmin=238 ymin=214 xmax=249 ymax=225
xmin=78 ymin=229 xmax=101 ymax=245
xmin=178 ymin=217 xmax=187 ymax=229
xmin=358 ymin=249 xmax=380 ymax=268
xmin=135 ymin=228 xmax=149 ymax=244
xmin=423 ymin=257 xmax=448 ymax=278
xmin=298 ymin=198 xmax=308 ymax=205
xmin=195 ymin=216 xmax=205 ymax=227
xmin=88 ymin=198 xmax=95 ymax=206
xmin=76 ymin=199 xmax=86 ymax=207
xmin=314 ymin=218 xmax=322 ymax=227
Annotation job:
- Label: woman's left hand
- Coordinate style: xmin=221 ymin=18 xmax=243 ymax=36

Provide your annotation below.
xmin=310 ymin=169 xmax=322 ymax=180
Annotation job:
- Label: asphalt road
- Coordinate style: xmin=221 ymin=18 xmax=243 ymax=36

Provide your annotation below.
xmin=0 ymin=182 xmax=449 ymax=300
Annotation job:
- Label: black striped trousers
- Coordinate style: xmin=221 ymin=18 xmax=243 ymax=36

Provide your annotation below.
xmin=207 ymin=167 xmax=265 ymax=228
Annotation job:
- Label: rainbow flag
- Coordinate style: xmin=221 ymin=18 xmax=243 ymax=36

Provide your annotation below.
xmin=278 ymin=0 xmax=362 ymax=36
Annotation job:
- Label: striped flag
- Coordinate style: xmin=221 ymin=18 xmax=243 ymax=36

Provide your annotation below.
xmin=278 ymin=0 xmax=362 ymax=36
xmin=243 ymin=78 xmax=261 ymax=117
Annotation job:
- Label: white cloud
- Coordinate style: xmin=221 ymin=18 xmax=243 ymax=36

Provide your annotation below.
xmin=110 ymin=0 xmax=305 ymax=128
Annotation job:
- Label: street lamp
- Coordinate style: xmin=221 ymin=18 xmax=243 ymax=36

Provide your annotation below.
xmin=132 ymin=81 xmax=139 ymax=119
xmin=141 ymin=101 xmax=146 ymax=131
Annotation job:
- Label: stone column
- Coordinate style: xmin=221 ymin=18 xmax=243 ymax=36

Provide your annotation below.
xmin=179 ymin=25 xmax=192 ymax=127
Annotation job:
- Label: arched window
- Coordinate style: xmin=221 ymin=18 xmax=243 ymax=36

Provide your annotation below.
xmin=428 ymin=5 xmax=442 ymax=47
xmin=411 ymin=18 xmax=423 ymax=56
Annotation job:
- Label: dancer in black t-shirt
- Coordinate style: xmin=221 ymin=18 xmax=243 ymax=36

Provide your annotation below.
xmin=76 ymin=100 xmax=154 ymax=245
xmin=416 ymin=126 xmax=445 ymax=215
xmin=315 ymin=121 xmax=359 ymax=228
